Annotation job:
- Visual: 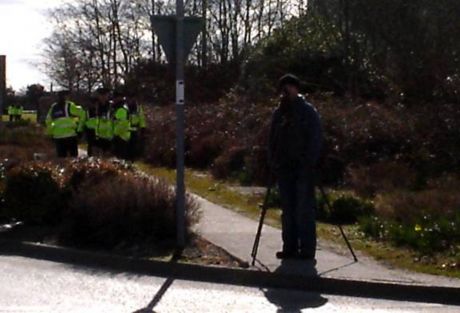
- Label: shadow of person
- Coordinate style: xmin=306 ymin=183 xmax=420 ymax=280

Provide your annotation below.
xmin=263 ymin=260 xmax=327 ymax=313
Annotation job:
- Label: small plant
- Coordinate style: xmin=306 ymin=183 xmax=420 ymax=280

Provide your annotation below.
xmin=358 ymin=215 xmax=386 ymax=239
xmin=359 ymin=212 xmax=460 ymax=255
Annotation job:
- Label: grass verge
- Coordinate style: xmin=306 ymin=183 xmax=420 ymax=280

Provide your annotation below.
xmin=137 ymin=163 xmax=460 ymax=279
xmin=1 ymin=113 xmax=37 ymax=123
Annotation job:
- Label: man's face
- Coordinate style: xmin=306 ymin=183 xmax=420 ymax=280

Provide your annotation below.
xmin=280 ymin=84 xmax=298 ymax=101
xmin=97 ymin=93 xmax=109 ymax=103
xmin=115 ymin=95 xmax=123 ymax=103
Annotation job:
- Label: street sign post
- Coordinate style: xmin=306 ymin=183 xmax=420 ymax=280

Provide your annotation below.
xmin=150 ymin=6 xmax=203 ymax=249
xmin=0 ymin=55 xmax=6 ymax=121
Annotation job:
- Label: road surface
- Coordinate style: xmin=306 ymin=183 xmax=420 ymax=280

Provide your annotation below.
xmin=0 ymin=255 xmax=457 ymax=312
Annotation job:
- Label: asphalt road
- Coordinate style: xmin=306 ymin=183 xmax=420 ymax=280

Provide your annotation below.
xmin=0 ymin=255 xmax=458 ymax=313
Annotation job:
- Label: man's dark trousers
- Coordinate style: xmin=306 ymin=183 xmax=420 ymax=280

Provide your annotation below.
xmin=113 ymin=137 xmax=129 ymax=160
xmin=85 ymin=129 xmax=96 ymax=157
xmin=277 ymin=168 xmax=317 ymax=258
xmin=54 ymin=137 xmax=78 ymax=158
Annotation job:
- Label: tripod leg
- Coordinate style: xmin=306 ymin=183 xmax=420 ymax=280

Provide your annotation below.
xmin=318 ymin=185 xmax=358 ymax=262
xmin=251 ymin=187 xmax=271 ymax=266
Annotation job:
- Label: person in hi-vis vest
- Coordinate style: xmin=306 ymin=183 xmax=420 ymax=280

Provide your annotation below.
xmin=126 ymin=91 xmax=147 ymax=160
xmin=112 ymin=89 xmax=131 ymax=160
xmin=46 ymin=90 xmax=85 ymax=158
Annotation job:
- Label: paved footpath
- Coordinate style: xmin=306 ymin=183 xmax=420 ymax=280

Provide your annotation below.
xmin=194 ymin=195 xmax=460 ymax=288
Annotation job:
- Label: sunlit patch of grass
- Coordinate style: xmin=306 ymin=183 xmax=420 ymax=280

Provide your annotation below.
xmin=1 ymin=113 xmax=37 ymax=123
xmin=136 ymin=163 xmax=282 ymax=226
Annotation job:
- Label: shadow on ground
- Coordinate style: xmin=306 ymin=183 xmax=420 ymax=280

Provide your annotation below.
xmin=263 ymin=260 xmax=328 ymax=312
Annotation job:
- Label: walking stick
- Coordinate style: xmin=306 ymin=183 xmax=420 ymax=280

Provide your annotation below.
xmin=317 ymin=183 xmax=358 ymax=262
xmin=251 ymin=182 xmax=273 ymax=266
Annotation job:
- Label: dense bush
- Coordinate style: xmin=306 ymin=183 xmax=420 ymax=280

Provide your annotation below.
xmin=346 ymin=162 xmax=418 ymax=197
xmin=317 ymin=192 xmax=374 ymax=224
xmin=61 ymin=171 xmax=199 ymax=248
xmin=144 ymin=91 xmax=275 ymax=184
xmin=1 ymin=162 xmax=66 ymax=225
xmin=145 ymin=91 xmax=460 ymax=187
xmin=0 ymin=158 xmax=199 ymax=248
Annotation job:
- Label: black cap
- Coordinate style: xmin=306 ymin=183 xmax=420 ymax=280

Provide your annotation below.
xmin=278 ymin=74 xmax=300 ymax=90
xmin=113 ymin=89 xmax=125 ymax=98
xmin=57 ymin=90 xmax=70 ymax=97
xmin=124 ymin=89 xmax=136 ymax=98
xmin=95 ymin=87 xmax=111 ymax=95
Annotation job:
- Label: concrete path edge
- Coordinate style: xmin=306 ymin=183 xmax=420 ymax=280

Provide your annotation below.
xmin=0 ymin=239 xmax=459 ymax=306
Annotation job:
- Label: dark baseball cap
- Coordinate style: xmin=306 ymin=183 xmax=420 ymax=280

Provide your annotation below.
xmin=57 ymin=90 xmax=70 ymax=97
xmin=95 ymin=87 xmax=111 ymax=95
xmin=278 ymin=74 xmax=301 ymax=90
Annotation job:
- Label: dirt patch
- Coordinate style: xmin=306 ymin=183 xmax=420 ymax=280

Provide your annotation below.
xmin=0 ymin=223 xmax=246 ymax=268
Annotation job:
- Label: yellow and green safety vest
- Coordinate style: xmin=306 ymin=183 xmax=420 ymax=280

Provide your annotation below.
xmin=113 ymin=105 xmax=131 ymax=142
xmin=7 ymin=105 xmax=23 ymax=116
xmin=129 ymin=104 xmax=146 ymax=131
xmin=85 ymin=107 xmax=98 ymax=130
xmin=95 ymin=107 xmax=113 ymax=140
xmin=46 ymin=101 xmax=85 ymax=139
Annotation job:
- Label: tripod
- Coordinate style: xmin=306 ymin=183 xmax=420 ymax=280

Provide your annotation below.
xmin=317 ymin=183 xmax=358 ymax=262
xmin=251 ymin=174 xmax=358 ymax=266
xmin=250 ymin=181 xmax=273 ymax=266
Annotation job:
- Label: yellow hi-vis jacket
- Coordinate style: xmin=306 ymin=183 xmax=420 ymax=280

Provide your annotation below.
xmin=46 ymin=101 xmax=85 ymax=139
xmin=129 ymin=104 xmax=146 ymax=131
xmin=113 ymin=105 xmax=131 ymax=142
xmin=95 ymin=104 xmax=114 ymax=140
xmin=8 ymin=105 xmax=23 ymax=116
xmin=85 ymin=106 xmax=98 ymax=130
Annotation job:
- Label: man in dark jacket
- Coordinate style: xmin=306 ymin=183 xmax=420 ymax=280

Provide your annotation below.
xmin=268 ymin=74 xmax=323 ymax=261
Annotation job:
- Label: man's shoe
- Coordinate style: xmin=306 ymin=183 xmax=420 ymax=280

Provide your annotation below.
xmin=276 ymin=251 xmax=297 ymax=259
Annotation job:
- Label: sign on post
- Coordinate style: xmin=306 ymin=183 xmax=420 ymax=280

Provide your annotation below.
xmin=150 ymin=15 xmax=203 ymax=64
xmin=150 ymin=12 xmax=203 ymax=248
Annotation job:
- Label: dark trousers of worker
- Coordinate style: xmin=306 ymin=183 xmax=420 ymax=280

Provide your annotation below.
xmin=113 ymin=136 xmax=129 ymax=160
xmin=85 ymin=129 xmax=96 ymax=157
xmin=128 ymin=131 xmax=145 ymax=160
xmin=54 ymin=137 xmax=78 ymax=158
xmin=277 ymin=169 xmax=317 ymax=258
xmin=97 ymin=139 xmax=112 ymax=154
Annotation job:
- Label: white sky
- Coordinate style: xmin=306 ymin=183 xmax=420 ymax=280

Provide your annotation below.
xmin=0 ymin=0 xmax=61 ymax=92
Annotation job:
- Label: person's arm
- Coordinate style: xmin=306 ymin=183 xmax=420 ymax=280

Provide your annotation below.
xmin=45 ymin=104 xmax=54 ymax=136
xmin=69 ymin=102 xmax=86 ymax=133
xmin=139 ymin=105 xmax=146 ymax=129
xmin=268 ymin=110 xmax=281 ymax=172
xmin=302 ymin=104 xmax=323 ymax=168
